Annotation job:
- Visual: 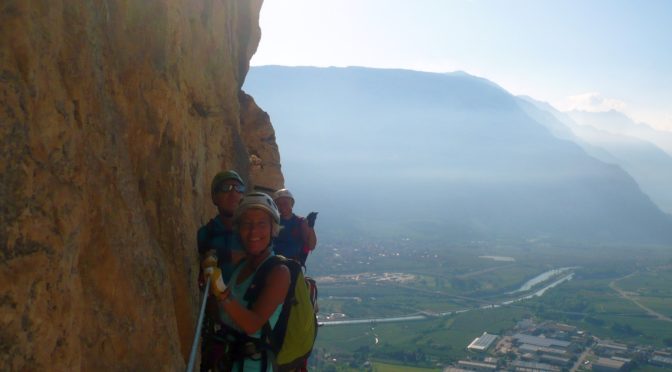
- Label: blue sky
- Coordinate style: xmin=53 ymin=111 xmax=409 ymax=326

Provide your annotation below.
xmin=250 ymin=0 xmax=672 ymax=131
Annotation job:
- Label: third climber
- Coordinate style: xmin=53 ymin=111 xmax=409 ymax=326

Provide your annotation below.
xmin=272 ymin=188 xmax=317 ymax=266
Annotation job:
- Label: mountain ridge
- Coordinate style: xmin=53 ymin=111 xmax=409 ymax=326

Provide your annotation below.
xmin=519 ymin=96 xmax=672 ymax=215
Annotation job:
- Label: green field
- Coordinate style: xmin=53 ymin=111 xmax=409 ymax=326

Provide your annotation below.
xmin=613 ymin=269 xmax=672 ymax=318
xmin=637 ymin=297 xmax=672 ymax=318
xmin=524 ymin=272 xmax=672 ymax=347
xmin=617 ymin=269 xmax=672 ymax=296
xmin=316 ymin=306 xmax=529 ymax=364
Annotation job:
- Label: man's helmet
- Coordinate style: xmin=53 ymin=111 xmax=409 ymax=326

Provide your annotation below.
xmin=272 ymin=188 xmax=294 ymax=202
xmin=211 ymin=170 xmax=245 ymax=197
xmin=234 ymin=192 xmax=281 ymax=224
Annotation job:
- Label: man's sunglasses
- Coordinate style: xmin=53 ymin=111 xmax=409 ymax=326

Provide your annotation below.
xmin=215 ymin=184 xmax=246 ymax=193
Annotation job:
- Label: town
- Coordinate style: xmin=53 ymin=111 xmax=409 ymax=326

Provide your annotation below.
xmin=447 ymin=318 xmax=672 ymax=372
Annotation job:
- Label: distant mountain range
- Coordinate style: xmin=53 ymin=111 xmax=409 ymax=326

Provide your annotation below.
xmin=244 ymin=66 xmax=672 ymax=245
xmin=567 ymin=110 xmax=672 ymax=157
xmin=518 ymin=98 xmax=672 ymax=215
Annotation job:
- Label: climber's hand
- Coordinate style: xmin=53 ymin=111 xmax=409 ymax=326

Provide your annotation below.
xmin=307 ymin=212 xmax=318 ymax=228
xmin=208 ymin=268 xmax=228 ymax=298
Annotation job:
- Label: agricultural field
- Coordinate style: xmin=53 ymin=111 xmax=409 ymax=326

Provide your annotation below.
xmin=637 ymin=297 xmax=672 ymax=318
xmin=523 ymin=269 xmax=672 ymax=347
xmin=316 ymin=306 xmax=529 ymax=365
xmin=614 ymin=268 xmax=672 ymax=318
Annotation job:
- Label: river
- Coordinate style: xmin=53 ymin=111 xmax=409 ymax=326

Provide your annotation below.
xmin=507 ymin=267 xmax=575 ymax=294
xmin=320 ymin=268 xmax=575 ymax=327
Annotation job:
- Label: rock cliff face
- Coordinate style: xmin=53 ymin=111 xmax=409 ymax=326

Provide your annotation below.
xmin=0 ymin=1 xmax=282 ymax=370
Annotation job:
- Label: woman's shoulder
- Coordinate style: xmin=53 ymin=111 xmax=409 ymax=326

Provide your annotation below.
xmin=260 ymin=258 xmax=291 ymax=293
xmin=268 ymin=262 xmax=290 ymax=280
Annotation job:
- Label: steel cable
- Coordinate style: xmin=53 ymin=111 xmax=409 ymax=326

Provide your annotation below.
xmin=186 ymin=278 xmax=211 ymax=372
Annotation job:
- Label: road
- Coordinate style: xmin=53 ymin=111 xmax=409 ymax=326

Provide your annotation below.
xmin=609 ymin=272 xmax=672 ymax=323
xmin=570 ymin=348 xmax=591 ymax=372
xmin=455 ymin=263 xmax=516 ymax=279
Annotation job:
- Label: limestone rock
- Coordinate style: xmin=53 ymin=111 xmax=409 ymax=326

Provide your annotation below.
xmin=0 ymin=0 xmax=281 ymax=370
xmin=240 ymin=91 xmax=284 ymax=191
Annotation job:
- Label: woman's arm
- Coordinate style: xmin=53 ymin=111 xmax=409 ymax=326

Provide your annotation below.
xmin=219 ymin=264 xmax=290 ymax=335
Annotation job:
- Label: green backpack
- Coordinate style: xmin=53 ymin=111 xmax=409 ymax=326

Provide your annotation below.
xmin=245 ymin=255 xmax=318 ymax=371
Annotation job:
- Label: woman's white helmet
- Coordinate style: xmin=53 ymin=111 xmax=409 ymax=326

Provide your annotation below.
xmin=234 ymin=192 xmax=280 ymax=223
xmin=234 ymin=192 xmax=281 ymax=237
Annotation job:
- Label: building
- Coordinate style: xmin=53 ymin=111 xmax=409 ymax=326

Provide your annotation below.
xmin=538 ymin=354 xmax=571 ymax=367
xmin=650 ymin=354 xmax=672 ymax=368
xmin=457 ymin=360 xmax=497 ymax=371
xmin=592 ymin=357 xmax=626 ymax=372
xmin=511 ymin=360 xmax=560 ymax=372
xmin=512 ymin=333 xmax=571 ymax=351
xmin=468 ymin=332 xmax=499 ymax=352
xmin=518 ymin=343 xmax=569 ymax=356
xmin=549 ymin=323 xmax=576 ymax=332
xmin=515 ymin=318 xmax=536 ymax=330
xmin=595 ymin=341 xmax=630 ymax=358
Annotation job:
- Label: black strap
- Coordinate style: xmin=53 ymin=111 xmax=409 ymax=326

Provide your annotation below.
xmin=259 ymin=350 xmax=268 ymax=372
xmin=244 ymin=255 xmax=304 ymax=355
xmin=206 ymin=219 xmax=215 ymax=237
xmin=198 ymin=219 xmax=218 ymax=254
xmin=244 ymin=255 xmax=287 ymax=305
xmin=298 ymin=251 xmax=308 ymax=267
xmin=295 ymin=217 xmax=309 ymax=267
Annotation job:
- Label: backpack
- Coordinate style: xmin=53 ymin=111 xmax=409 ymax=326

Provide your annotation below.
xmin=245 ymin=255 xmax=318 ymax=371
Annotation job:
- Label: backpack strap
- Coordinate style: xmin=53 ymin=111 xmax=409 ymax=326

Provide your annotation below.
xmin=205 ymin=218 xmax=220 ymax=244
xmin=243 ymin=255 xmax=303 ymax=355
xmin=206 ymin=218 xmax=215 ymax=236
xmin=243 ymin=255 xmax=287 ymax=306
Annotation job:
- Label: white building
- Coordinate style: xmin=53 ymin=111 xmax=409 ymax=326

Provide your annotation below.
xmin=467 ymin=332 xmax=499 ymax=352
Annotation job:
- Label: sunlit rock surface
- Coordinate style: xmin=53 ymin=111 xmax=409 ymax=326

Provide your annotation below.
xmin=0 ymin=0 xmax=282 ymax=370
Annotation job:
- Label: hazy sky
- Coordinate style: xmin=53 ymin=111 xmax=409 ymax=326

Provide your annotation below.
xmin=250 ymin=0 xmax=672 ymax=131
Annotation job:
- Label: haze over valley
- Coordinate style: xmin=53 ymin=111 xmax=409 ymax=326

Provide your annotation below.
xmin=244 ymin=66 xmax=672 ymax=246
